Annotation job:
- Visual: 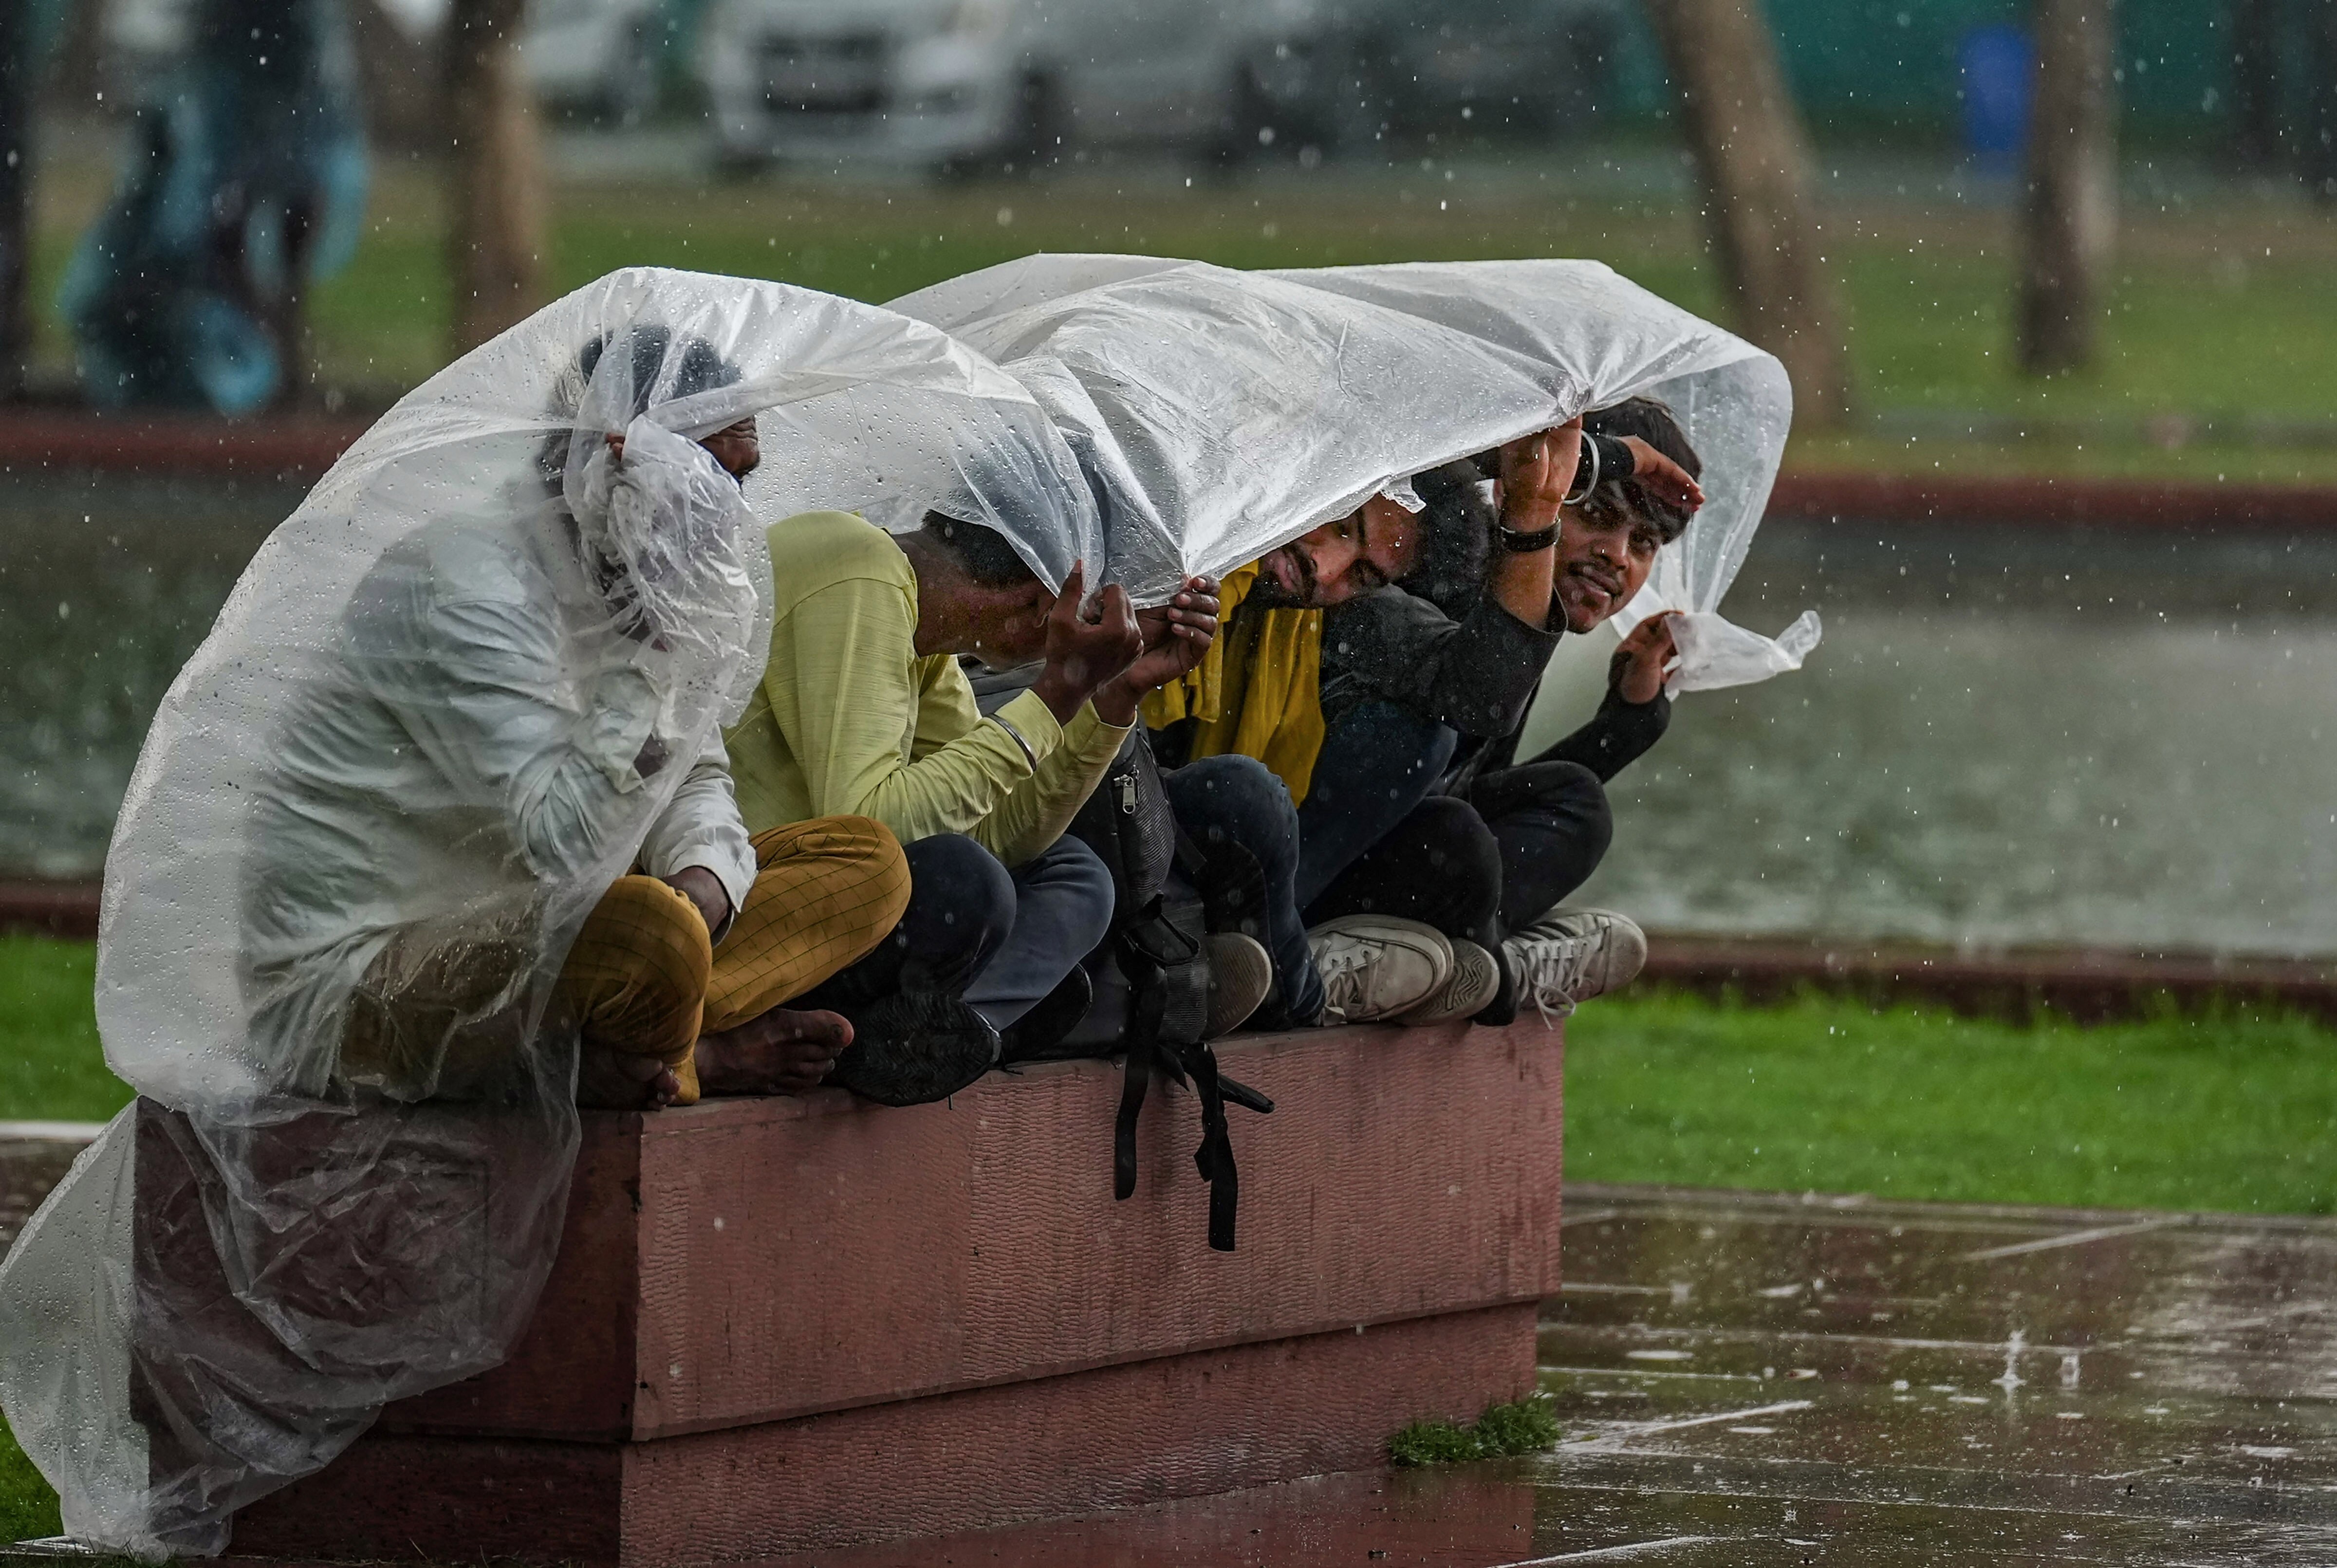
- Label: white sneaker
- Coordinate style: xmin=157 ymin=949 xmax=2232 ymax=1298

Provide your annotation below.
xmin=1393 ymin=938 xmax=1502 ymax=1026
xmin=1307 ymin=915 xmax=1453 ymax=1025
xmin=1501 ymin=908 xmax=1647 ymax=1024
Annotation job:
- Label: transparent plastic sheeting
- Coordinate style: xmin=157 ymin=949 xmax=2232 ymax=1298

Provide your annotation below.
xmin=0 ymin=267 xmax=1096 ymax=1558
xmin=890 ymin=255 xmax=1819 ymax=693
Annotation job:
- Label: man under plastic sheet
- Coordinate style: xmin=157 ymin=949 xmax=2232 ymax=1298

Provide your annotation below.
xmin=243 ymin=325 xmax=916 ymax=1119
xmin=1154 ymin=400 xmax=1706 ymax=1033
xmin=0 ymin=268 xmax=1104 ymax=1557
xmin=727 ymin=508 xmax=1231 ymax=1096
xmin=887 ymin=255 xmax=1816 ymax=1037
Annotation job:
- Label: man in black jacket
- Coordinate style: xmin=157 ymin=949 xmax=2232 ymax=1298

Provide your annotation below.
xmin=1158 ymin=398 xmax=1703 ymax=1028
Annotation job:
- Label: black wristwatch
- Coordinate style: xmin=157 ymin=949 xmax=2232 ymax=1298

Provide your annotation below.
xmin=1497 ymin=521 xmax=1558 ymax=553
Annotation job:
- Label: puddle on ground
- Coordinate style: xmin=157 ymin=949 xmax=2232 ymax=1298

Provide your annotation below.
xmin=6 ymin=1159 xmax=2337 ymax=1563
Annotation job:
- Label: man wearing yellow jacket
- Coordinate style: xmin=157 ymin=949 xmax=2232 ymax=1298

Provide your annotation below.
xmin=724 ymin=507 xmax=1219 ymax=1102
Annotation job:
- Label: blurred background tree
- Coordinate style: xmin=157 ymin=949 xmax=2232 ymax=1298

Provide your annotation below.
xmin=2018 ymin=0 xmax=2117 ymax=374
xmin=445 ymin=0 xmax=545 ymax=353
xmin=1642 ymin=0 xmax=1854 ymax=427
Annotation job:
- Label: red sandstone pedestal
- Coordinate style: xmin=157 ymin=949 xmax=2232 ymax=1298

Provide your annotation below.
xmin=229 ymin=1018 xmax=1565 ymax=1566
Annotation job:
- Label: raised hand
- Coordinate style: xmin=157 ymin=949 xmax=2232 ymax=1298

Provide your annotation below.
xmin=1617 ymin=437 xmax=1706 ymax=515
xmin=1609 ymin=611 xmax=1680 ymax=705
xmin=1095 ymin=575 xmax=1220 ymax=725
xmin=1496 ymin=417 xmax=1586 ymax=533
xmin=1031 ymin=561 xmax=1144 ymax=724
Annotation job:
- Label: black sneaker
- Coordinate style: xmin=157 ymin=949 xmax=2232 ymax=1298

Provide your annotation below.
xmin=831 ymin=989 xmax=1001 ymax=1106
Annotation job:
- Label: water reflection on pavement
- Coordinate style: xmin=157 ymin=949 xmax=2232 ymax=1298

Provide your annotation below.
xmin=772 ymin=1183 xmax=2337 ymax=1566
xmin=6 ymin=1154 xmax=2337 ymax=1562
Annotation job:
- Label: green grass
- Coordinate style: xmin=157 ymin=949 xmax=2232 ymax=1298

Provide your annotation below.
xmin=26 ymin=156 xmax=2337 ymax=483
xmin=1565 ymin=989 xmax=2337 ymax=1215
xmin=0 ymin=1419 xmax=59 ymax=1542
xmin=0 ymin=936 xmax=129 ymax=1124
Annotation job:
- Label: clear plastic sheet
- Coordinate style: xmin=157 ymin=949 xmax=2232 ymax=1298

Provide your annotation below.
xmin=0 ymin=266 xmax=1094 ymax=1558
xmin=889 ymin=255 xmax=1816 ymax=690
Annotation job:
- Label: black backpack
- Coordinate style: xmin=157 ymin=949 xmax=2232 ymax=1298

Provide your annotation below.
xmin=965 ymin=659 xmax=1274 ymax=1253
xmin=1063 ymin=725 xmax=1275 ymax=1252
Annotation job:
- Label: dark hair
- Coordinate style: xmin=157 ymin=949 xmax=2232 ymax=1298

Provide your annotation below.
xmin=576 ymin=326 xmax=742 ymax=418
xmin=919 ymin=510 xmax=1038 ymax=588
xmin=539 ymin=326 xmax=742 ymax=489
xmin=1581 ymin=396 xmax=1700 ymax=544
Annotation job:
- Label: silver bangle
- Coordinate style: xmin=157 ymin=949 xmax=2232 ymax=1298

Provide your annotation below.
xmin=989 ymin=711 xmax=1039 ymax=772
xmin=1562 ymin=433 xmax=1600 ymax=505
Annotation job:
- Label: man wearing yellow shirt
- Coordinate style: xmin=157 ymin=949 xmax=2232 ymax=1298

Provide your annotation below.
xmin=725 ymin=508 xmax=1220 ymax=1104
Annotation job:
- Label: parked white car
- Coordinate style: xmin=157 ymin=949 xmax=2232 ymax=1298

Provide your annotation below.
xmin=522 ymin=0 xmax=667 ymax=123
xmin=695 ymin=0 xmax=1325 ymax=172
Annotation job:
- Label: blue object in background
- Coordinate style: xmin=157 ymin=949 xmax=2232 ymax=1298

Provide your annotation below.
xmin=1958 ymin=21 xmax=2034 ymax=175
xmin=59 ymin=0 xmax=368 ymax=414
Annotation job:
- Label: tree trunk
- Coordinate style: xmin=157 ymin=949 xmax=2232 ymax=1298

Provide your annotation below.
xmin=2017 ymin=0 xmax=2117 ymax=375
xmin=2227 ymin=0 xmax=2283 ymax=174
xmin=0 ymin=0 xmax=33 ymax=400
xmin=445 ymin=0 xmax=547 ymax=356
xmin=2308 ymin=0 xmax=2337 ymax=202
xmin=1641 ymin=0 xmax=1853 ymax=428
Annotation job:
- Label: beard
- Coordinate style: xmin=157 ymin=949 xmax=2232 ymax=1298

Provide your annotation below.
xmin=1245 ymin=545 xmax=1318 ymax=609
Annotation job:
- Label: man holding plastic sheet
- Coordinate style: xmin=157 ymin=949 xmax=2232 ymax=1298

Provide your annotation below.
xmin=243 ymin=327 xmax=922 ymax=1115
xmin=1146 ymin=398 xmax=1704 ymax=1029
xmin=723 ymin=507 xmax=1234 ymax=1106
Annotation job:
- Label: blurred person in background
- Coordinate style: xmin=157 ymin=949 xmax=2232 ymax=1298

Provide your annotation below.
xmin=63 ymin=0 xmax=368 ymax=412
xmin=1145 ymin=399 xmax=1703 ymax=1031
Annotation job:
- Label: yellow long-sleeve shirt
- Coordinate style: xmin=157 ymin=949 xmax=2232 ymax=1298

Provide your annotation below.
xmin=724 ymin=511 xmax=1130 ymax=868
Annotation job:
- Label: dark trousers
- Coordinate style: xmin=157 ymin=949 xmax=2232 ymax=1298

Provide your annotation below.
xmin=1163 ymin=753 xmax=1326 ymax=1025
xmin=1297 ymin=700 xmax=1615 ymax=947
xmin=794 ymin=832 xmax=1113 ymax=1029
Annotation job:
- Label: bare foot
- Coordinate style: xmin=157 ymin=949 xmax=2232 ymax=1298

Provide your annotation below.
xmin=577 ymin=1047 xmax=683 ymax=1111
xmin=694 ymin=1008 xmax=855 ymax=1096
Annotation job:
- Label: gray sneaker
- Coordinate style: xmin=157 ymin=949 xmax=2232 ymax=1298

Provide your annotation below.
xmin=1202 ymin=932 xmax=1275 ymax=1038
xmin=1501 ymin=908 xmax=1648 ymax=1024
xmin=1392 ymin=938 xmax=1503 ymax=1026
xmin=1307 ymin=915 xmax=1453 ymax=1025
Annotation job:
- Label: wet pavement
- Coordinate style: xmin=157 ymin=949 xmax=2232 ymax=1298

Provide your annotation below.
xmin=7 ymin=1152 xmax=2337 ymax=1563
xmin=771 ymin=1182 xmax=2337 ymax=1566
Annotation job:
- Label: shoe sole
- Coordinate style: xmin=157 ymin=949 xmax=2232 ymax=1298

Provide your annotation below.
xmin=1202 ymin=932 xmax=1275 ymax=1039
xmin=1392 ymin=938 xmax=1502 ymax=1026
xmin=831 ymin=991 xmax=1001 ymax=1107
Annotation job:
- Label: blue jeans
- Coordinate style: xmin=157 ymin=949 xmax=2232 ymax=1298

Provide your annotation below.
xmin=795 ymin=832 xmax=1113 ymax=1029
xmin=1163 ymin=754 xmax=1325 ymax=1026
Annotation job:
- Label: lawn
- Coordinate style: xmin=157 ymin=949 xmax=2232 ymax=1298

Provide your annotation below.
xmin=0 ymin=936 xmax=127 ymax=1124
xmin=24 ymin=149 xmax=2337 ymax=484
xmin=1564 ymin=989 xmax=2337 ymax=1214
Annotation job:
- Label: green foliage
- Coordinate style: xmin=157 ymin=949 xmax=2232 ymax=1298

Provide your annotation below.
xmin=1390 ymin=1394 xmax=1561 ymax=1467
xmin=1471 ymin=1391 xmax=1563 ymax=1456
xmin=1388 ymin=1417 xmax=1484 ymax=1467
xmin=1567 ymin=989 xmax=2337 ymax=1214
xmin=0 ymin=935 xmax=130 ymax=1123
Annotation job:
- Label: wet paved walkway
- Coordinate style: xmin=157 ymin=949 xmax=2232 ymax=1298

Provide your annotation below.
xmin=7 ymin=1144 xmax=2337 ymax=1564
xmin=781 ymin=1183 xmax=2337 ymax=1566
